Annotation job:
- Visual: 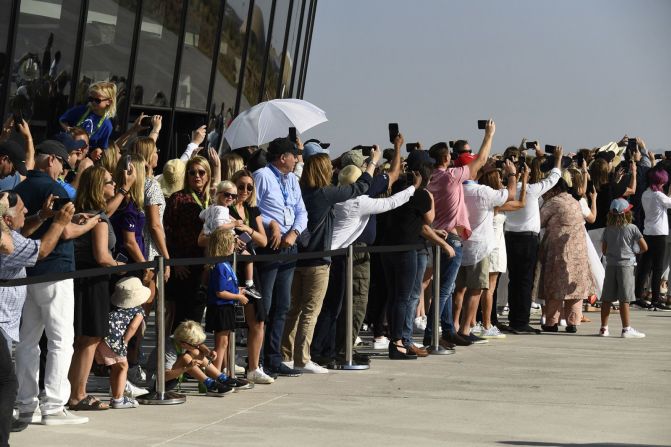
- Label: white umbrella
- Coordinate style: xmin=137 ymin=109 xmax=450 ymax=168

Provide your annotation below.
xmin=223 ymin=99 xmax=327 ymax=149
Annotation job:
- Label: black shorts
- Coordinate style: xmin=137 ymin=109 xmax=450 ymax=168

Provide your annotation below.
xmin=205 ymin=304 xmax=236 ymax=333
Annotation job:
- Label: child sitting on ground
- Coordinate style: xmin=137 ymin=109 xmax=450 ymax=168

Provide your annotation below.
xmin=600 ymin=198 xmax=648 ymax=338
xmin=147 ymin=320 xmax=248 ymax=395
xmin=205 ymin=228 xmax=252 ymax=388
xmin=198 ymin=180 xmax=261 ymax=299
xmin=95 ymin=277 xmax=150 ymax=408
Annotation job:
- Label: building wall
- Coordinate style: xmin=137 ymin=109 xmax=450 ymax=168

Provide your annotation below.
xmin=0 ymin=0 xmax=317 ymax=162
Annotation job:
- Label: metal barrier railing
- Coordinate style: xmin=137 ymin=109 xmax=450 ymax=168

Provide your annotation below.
xmin=2 ymin=241 xmax=451 ymax=404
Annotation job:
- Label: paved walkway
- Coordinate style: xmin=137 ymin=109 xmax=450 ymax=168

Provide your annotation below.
xmin=10 ymin=311 xmax=671 ymax=447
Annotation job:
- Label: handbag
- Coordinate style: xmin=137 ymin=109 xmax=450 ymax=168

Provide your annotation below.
xmin=296 ymin=211 xmax=329 ymax=249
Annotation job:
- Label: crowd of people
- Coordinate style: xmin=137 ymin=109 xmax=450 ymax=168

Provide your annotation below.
xmin=1 ymin=81 xmax=670 ymax=444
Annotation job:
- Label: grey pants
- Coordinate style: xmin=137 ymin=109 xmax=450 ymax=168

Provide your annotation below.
xmin=335 ymin=244 xmax=370 ymax=354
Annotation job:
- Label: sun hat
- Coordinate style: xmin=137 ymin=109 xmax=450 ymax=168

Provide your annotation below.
xmin=338 ymin=165 xmax=362 ymax=186
xmin=609 ymin=198 xmax=633 ymax=214
xmin=111 ymin=277 xmax=151 ymax=309
xmin=302 ymin=142 xmax=329 ymax=161
xmin=454 ymin=152 xmax=477 ymax=167
xmin=340 ymin=148 xmax=365 ymax=168
xmin=158 ymin=158 xmax=186 ymax=197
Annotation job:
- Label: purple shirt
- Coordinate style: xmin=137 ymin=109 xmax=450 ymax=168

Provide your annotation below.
xmin=110 ymin=200 xmax=146 ymax=261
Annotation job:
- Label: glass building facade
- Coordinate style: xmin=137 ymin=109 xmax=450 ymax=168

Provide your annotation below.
xmin=0 ymin=0 xmax=317 ymax=162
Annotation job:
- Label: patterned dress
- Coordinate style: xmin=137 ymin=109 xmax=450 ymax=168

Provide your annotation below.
xmin=538 ymin=193 xmax=593 ymax=301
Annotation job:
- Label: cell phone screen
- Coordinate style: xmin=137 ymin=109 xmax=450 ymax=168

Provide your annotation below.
xmin=289 ymin=127 xmax=297 ymax=142
xmin=140 ymin=116 xmax=152 ymax=127
xmin=388 ymin=123 xmax=399 ymax=144
xmin=52 ymin=197 xmax=71 ymax=211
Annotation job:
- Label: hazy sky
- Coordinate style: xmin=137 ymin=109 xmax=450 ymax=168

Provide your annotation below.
xmin=301 ymin=0 xmax=671 ymax=155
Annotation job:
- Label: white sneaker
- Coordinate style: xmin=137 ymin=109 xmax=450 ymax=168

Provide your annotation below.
xmin=470 ymin=323 xmax=484 ymax=335
xmin=18 ymin=409 xmax=41 ymax=423
xmin=501 ymin=305 xmax=509 ymax=316
xmin=481 ymin=325 xmax=506 ymax=339
xmin=599 ymin=326 xmax=609 ymax=337
xmin=123 ymin=380 xmax=148 ymax=398
xmin=373 ymin=336 xmax=389 ymax=350
xmin=559 ymin=319 xmax=567 ymax=327
xmin=354 ymin=336 xmax=363 ymax=347
xmin=247 ymin=367 xmax=274 ymax=384
xmin=110 ymin=396 xmax=139 ymax=409
xmin=234 ymin=364 xmax=245 ymax=375
xmin=42 ymin=408 xmax=89 ymax=425
xmin=621 ymin=327 xmax=645 ymax=339
xmin=281 ymin=360 xmax=294 ymax=369
xmin=299 ymin=361 xmax=329 ymax=374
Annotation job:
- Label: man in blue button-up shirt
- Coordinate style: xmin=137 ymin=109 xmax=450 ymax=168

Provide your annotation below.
xmin=253 ymin=137 xmax=307 ymax=377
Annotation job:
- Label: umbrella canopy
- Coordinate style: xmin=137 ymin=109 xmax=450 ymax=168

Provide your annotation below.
xmin=223 ymin=99 xmax=327 ymax=149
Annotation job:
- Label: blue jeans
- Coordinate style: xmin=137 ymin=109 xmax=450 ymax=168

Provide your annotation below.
xmin=424 ymin=235 xmax=463 ymax=340
xmin=381 ymin=250 xmax=417 ymax=342
xmin=258 ymin=245 xmax=297 ymax=369
xmin=403 ymin=248 xmax=429 ymax=344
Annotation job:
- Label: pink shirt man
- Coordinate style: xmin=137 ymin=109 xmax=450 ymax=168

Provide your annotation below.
xmin=427 ymin=165 xmax=472 ymax=240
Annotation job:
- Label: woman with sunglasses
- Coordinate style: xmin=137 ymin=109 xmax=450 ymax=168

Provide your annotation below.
xmin=164 ymin=156 xmax=212 ymax=332
xmin=59 ymin=81 xmax=117 ymax=151
xmin=67 ymin=166 xmax=122 ymax=410
xmin=229 ymin=169 xmax=273 ymax=383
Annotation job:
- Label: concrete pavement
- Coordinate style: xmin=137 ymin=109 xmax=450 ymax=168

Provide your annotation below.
xmin=10 ymin=311 xmax=671 ymax=447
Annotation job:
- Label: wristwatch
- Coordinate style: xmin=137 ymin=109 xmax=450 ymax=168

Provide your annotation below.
xmin=292 ymin=229 xmax=300 ymax=237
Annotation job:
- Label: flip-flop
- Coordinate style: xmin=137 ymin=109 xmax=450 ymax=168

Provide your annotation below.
xmin=69 ymin=395 xmax=110 ymax=411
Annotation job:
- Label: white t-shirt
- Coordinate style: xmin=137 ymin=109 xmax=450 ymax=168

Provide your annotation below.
xmin=579 ymin=197 xmax=591 ymax=221
xmin=504 ymin=168 xmax=561 ymax=233
xmin=199 ymin=205 xmax=233 ymax=235
xmin=461 ymin=182 xmax=508 ymax=266
xmin=642 ymin=189 xmax=671 ymax=236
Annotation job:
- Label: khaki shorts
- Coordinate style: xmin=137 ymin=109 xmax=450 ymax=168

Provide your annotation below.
xmin=601 ymin=265 xmax=635 ymax=303
xmin=456 ymin=257 xmax=490 ymax=290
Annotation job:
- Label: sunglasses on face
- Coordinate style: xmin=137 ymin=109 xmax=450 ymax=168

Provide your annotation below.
xmin=104 ymin=179 xmax=115 ymax=185
xmin=237 ymin=183 xmax=253 ymax=192
xmin=188 ymin=169 xmax=207 ymax=177
xmin=222 ymin=192 xmax=237 ymax=199
xmin=87 ymin=96 xmax=110 ymax=105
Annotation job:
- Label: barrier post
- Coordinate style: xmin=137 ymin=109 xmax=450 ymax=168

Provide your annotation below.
xmin=229 ymin=251 xmax=237 ymax=377
xmin=333 ymin=245 xmax=369 ymax=370
xmin=138 ymin=256 xmax=186 ymax=404
xmin=428 ymin=244 xmax=452 ymax=355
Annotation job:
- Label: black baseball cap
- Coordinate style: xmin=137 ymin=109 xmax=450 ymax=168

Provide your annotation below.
xmin=267 ymin=137 xmax=298 ymax=156
xmin=36 ymin=140 xmax=73 ymax=170
xmin=53 ymin=132 xmax=86 ymax=153
xmin=595 ymin=151 xmax=616 ymax=163
xmin=0 ymin=140 xmax=28 ymax=176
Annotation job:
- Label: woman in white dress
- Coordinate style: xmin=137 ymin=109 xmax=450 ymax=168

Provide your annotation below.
xmin=476 ymin=162 xmax=529 ymax=338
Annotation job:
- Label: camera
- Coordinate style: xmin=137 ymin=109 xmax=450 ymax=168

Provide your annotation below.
xmin=545 ymin=145 xmax=557 ymax=154
xmin=140 ymin=116 xmax=152 ymax=127
xmin=406 ymin=143 xmax=419 ymax=152
xmin=388 ymin=123 xmax=399 ymax=144
xmin=525 ymin=141 xmax=537 ymax=150
xmin=52 ymin=197 xmax=71 ymax=211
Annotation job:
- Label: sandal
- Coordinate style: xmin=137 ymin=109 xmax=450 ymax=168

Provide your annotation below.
xmin=69 ymin=395 xmax=110 ymax=411
xmin=580 ymin=315 xmax=591 ymax=323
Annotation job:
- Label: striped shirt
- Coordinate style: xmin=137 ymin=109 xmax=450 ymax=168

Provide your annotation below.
xmin=0 ymin=231 xmax=40 ymax=341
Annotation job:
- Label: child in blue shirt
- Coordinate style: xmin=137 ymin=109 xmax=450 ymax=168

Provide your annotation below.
xmin=205 ymin=228 xmax=251 ymax=389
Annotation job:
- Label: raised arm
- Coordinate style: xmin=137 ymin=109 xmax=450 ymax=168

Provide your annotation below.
xmin=469 ymin=120 xmax=496 ymax=179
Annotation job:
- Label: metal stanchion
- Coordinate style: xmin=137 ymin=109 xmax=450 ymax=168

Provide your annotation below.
xmin=228 ymin=251 xmax=237 ymax=377
xmin=138 ymin=256 xmax=186 ymax=404
xmin=428 ymin=244 xmax=452 ymax=355
xmin=332 ymin=245 xmax=369 ymax=370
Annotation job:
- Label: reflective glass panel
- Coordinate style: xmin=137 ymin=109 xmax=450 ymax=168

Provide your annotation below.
xmin=290 ymin=0 xmax=309 ymax=97
xmin=6 ymin=0 xmax=82 ymax=139
xmin=0 ymin=0 xmax=11 ymax=100
xmin=175 ymin=0 xmax=220 ymax=110
xmin=261 ymin=0 xmax=289 ymax=101
xmin=78 ymin=0 xmax=138 ymax=127
xmin=278 ymin=0 xmax=302 ymax=98
xmin=131 ymin=0 xmax=183 ymax=107
xmin=240 ymin=0 xmax=272 ymax=108
xmin=211 ymin=0 xmax=249 ymax=122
